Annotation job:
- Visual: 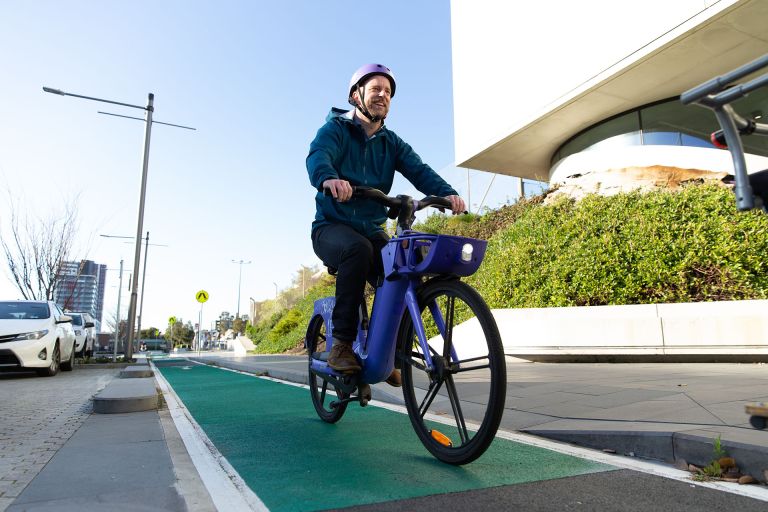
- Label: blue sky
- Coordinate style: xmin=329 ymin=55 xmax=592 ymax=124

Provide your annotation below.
xmin=0 ymin=1 xmax=541 ymax=331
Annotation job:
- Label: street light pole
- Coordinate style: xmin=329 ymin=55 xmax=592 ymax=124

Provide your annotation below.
xmin=136 ymin=231 xmax=150 ymax=344
xmin=101 ymin=232 xmax=166 ymax=356
xmin=43 ymin=86 xmax=194 ymax=361
xmin=231 ymin=259 xmax=252 ymax=321
xmin=124 ymin=94 xmax=154 ymax=361
xmin=114 ymin=259 xmax=124 ymax=362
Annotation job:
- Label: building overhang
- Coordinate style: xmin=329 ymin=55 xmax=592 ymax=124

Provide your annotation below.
xmin=457 ymin=0 xmax=768 ymax=181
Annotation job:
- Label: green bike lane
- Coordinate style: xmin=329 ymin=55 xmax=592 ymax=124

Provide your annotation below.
xmin=154 ymin=358 xmax=615 ymax=511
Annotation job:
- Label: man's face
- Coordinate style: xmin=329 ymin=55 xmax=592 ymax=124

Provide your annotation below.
xmin=355 ymin=75 xmax=392 ymax=119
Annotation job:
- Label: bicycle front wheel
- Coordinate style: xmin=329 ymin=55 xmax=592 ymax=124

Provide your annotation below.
xmin=398 ymin=279 xmax=506 ymax=464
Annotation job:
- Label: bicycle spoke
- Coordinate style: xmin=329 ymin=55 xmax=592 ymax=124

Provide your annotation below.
xmin=402 ymin=355 xmax=428 ymax=373
xmin=450 ymin=355 xmax=491 ymax=373
xmin=453 ymin=362 xmax=491 ymax=373
xmin=444 ymin=375 xmax=469 ymax=444
xmin=419 ymin=379 xmax=444 ymax=418
xmin=320 ymin=380 xmax=328 ymax=404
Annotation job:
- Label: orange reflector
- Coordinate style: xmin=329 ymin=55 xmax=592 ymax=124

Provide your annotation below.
xmin=430 ymin=429 xmax=453 ymax=447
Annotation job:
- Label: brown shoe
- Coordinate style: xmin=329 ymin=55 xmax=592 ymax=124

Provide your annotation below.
xmin=385 ymin=369 xmax=402 ymax=387
xmin=327 ymin=341 xmax=361 ymax=373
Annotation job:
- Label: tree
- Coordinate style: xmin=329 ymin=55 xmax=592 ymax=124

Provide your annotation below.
xmin=0 ymin=192 xmax=80 ymax=300
xmin=232 ymin=316 xmax=246 ymax=335
xmin=164 ymin=319 xmax=195 ymax=348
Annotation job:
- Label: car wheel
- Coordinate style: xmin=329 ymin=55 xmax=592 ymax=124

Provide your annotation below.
xmin=61 ymin=342 xmax=75 ymax=371
xmin=37 ymin=342 xmax=60 ymax=377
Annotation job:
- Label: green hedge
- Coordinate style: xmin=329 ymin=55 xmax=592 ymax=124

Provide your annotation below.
xmin=470 ymin=185 xmax=768 ymax=308
xmin=253 ymin=276 xmax=336 ymax=354
xmin=257 ymin=184 xmax=768 ymax=353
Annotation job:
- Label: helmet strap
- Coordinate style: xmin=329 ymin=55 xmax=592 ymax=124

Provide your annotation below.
xmin=351 ymin=84 xmax=385 ymax=123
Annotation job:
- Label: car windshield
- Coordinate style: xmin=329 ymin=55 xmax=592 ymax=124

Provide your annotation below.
xmin=0 ymin=302 xmax=51 ymax=320
xmin=70 ymin=314 xmax=83 ymax=326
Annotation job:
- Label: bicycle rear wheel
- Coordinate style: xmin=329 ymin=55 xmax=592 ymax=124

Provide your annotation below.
xmin=398 ymin=279 xmax=506 ymax=464
xmin=306 ymin=314 xmax=348 ymax=422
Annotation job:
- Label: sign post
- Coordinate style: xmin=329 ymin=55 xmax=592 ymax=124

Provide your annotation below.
xmin=196 ymin=290 xmax=209 ymax=355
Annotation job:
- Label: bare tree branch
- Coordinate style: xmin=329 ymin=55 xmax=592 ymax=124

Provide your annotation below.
xmin=1 ymin=189 xmax=80 ymax=300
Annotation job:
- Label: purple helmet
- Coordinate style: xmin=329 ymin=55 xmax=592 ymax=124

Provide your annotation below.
xmin=348 ymin=63 xmax=396 ymax=99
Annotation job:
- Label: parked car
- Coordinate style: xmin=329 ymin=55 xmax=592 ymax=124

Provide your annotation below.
xmin=67 ymin=312 xmax=95 ymax=357
xmin=0 ymin=300 xmax=76 ymax=376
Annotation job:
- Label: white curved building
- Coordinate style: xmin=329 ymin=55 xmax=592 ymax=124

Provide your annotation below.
xmin=451 ymin=0 xmax=768 ymax=188
xmin=450 ymin=0 xmax=768 ymax=359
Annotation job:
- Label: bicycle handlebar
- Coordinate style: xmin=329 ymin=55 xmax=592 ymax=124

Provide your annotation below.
xmin=323 ymin=185 xmax=459 ymax=234
xmin=680 ymin=54 xmax=768 ymax=105
xmin=681 ymin=52 xmax=768 ymax=212
xmin=323 ymin=185 xmax=454 ymax=212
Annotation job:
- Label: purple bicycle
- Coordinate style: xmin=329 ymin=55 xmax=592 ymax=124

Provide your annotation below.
xmin=305 ymin=186 xmax=506 ymax=465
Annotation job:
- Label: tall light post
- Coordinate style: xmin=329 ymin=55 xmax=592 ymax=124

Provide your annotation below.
xmin=231 ymin=259 xmax=251 ymax=321
xmin=44 ymin=86 xmax=194 ymax=360
xmin=273 ymin=282 xmax=278 ymax=299
xmin=101 ymin=233 xmax=167 ymax=348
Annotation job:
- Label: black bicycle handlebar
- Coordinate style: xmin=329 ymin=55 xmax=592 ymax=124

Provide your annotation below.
xmin=323 ymin=185 xmax=460 ymax=234
xmin=681 ymin=53 xmax=768 ymax=212
xmin=680 ymin=54 xmax=768 ymax=105
xmin=323 ymin=185 xmax=454 ymax=212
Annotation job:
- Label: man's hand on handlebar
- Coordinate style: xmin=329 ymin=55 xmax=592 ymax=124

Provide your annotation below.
xmin=322 ymin=178 xmax=353 ymax=202
xmin=446 ymin=195 xmax=466 ymax=215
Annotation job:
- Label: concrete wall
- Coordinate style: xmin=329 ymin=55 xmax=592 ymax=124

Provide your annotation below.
xmin=493 ymin=299 xmax=768 ymax=357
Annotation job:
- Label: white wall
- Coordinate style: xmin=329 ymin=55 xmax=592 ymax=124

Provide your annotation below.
xmin=450 ymin=0 xmax=736 ymax=167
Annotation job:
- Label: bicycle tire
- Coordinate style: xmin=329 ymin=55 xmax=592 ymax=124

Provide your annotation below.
xmin=398 ymin=279 xmax=506 ymax=464
xmin=306 ymin=314 xmax=348 ymax=422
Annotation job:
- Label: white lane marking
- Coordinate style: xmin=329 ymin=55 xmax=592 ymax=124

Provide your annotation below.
xmin=175 ymin=359 xmax=768 ymax=503
xmin=151 ymin=360 xmax=269 ymax=511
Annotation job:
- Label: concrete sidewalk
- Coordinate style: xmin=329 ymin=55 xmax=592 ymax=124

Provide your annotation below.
xmin=190 ymin=353 xmax=768 ymax=482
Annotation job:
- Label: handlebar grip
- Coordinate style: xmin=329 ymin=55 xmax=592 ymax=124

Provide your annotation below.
xmin=711 ymin=130 xmax=728 ymax=149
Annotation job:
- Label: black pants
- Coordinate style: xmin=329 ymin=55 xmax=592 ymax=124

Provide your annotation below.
xmin=312 ymin=224 xmax=389 ymax=343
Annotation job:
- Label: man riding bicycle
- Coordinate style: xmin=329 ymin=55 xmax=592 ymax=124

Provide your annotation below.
xmin=306 ymin=63 xmax=465 ymax=383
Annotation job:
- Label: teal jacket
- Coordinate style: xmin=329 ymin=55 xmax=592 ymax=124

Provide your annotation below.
xmin=307 ymin=108 xmax=458 ymax=237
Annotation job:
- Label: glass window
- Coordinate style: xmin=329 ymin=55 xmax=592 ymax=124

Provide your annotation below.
xmin=70 ymin=314 xmax=83 ymax=326
xmin=552 ymin=91 xmax=768 ymax=167
xmin=0 ymin=301 xmax=51 ymax=320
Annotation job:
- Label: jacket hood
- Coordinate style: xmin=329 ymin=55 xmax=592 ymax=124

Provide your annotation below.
xmin=325 ymin=107 xmax=354 ymax=123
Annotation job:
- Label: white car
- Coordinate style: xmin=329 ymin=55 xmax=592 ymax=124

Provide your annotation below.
xmin=68 ymin=312 xmax=96 ymax=357
xmin=0 ymin=300 xmax=77 ymax=376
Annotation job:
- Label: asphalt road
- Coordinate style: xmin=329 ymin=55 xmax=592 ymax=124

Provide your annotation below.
xmin=155 ymin=358 xmax=768 ymax=511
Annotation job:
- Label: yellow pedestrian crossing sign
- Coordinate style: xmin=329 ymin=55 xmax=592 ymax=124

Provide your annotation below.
xmin=196 ymin=290 xmax=209 ymax=303
xmin=168 ymin=316 xmax=177 ymax=325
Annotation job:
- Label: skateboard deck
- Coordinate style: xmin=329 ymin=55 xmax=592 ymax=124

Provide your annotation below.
xmin=745 ymin=402 xmax=767 ymax=429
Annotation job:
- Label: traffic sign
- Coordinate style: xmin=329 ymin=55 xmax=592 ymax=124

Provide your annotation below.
xmin=196 ymin=290 xmax=209 ymax=303
xmin=168 ymin=316 xmax=177 ymax=325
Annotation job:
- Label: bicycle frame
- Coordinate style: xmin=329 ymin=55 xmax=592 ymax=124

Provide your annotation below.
xmin=681 ymin=53 xmax=768 ymax=211
xmin=309 ymin=231 xmax=487 ymax=386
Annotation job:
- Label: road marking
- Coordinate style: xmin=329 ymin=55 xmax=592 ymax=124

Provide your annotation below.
xmin=151 ymin=360 xmax=268 ymax=511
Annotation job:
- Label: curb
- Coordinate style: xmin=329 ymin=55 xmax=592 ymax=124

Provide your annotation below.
xmin=93 ymin=377 xmax=159 ymax=413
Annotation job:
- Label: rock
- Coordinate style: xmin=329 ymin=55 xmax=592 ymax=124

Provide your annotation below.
xmin=602 ymin=448 xmax=616 ymax=454
xmin=688 ymin=464 xmax=702 ymax=473
xmin=718 ymin=457 xmax=736 ymax=469
xmin=738 ymin=475 xmax=756 ymax=485
xmin=674 ymin=459 xmax=689 ymax=471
